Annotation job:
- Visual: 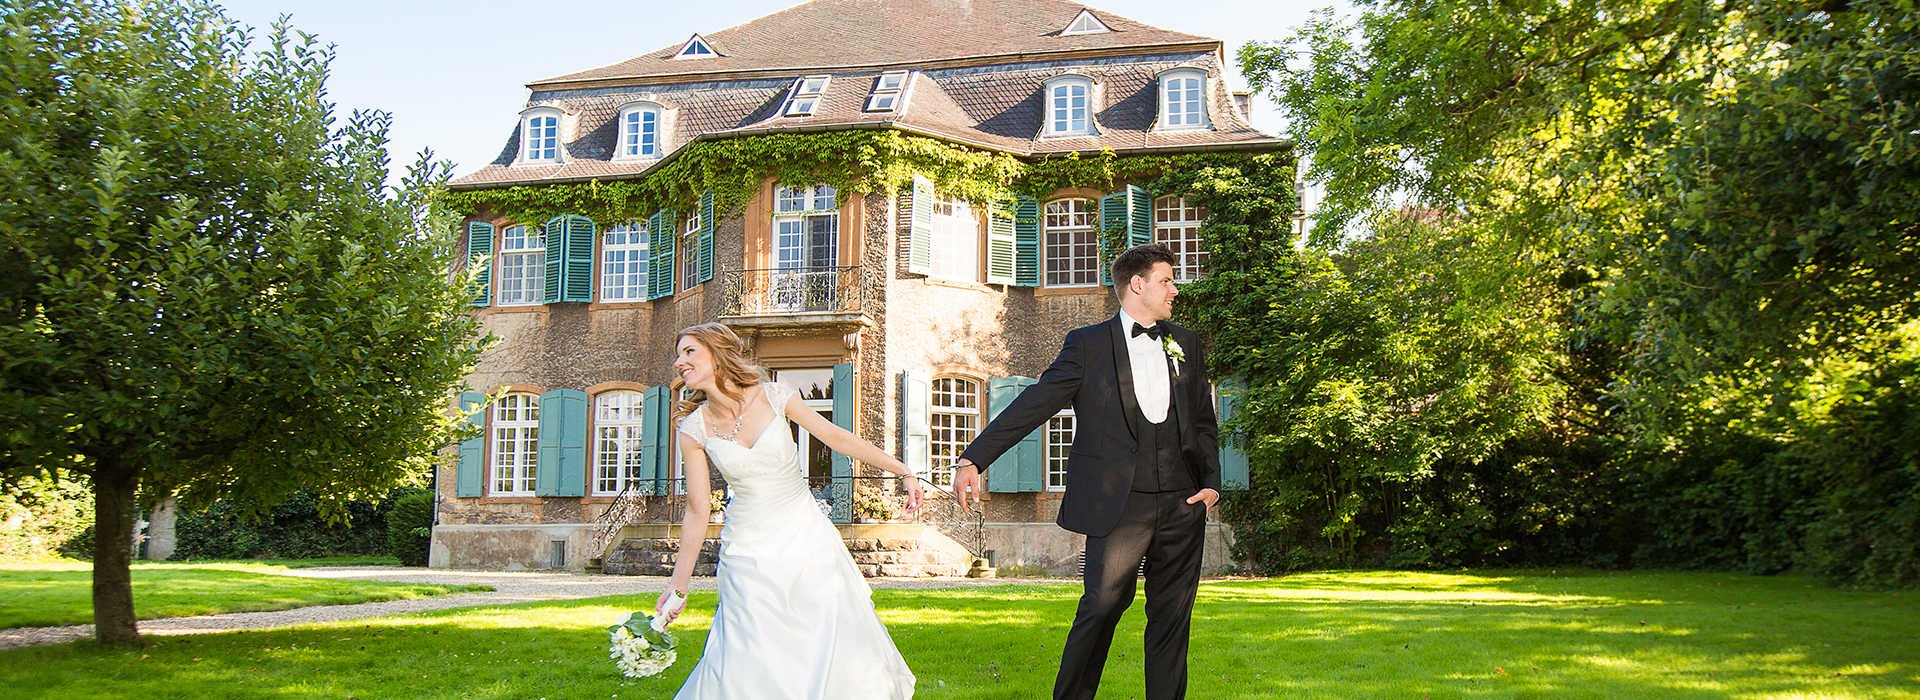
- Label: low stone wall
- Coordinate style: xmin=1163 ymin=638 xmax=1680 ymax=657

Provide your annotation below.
xmin=981 ymin=522 xmax=1239 ymax=577
xmin=427 ymin=523 xmax=597 ymax=571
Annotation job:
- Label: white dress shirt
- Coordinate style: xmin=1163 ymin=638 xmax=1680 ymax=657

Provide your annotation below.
xmin=1118 ymin=310 xmax=1172 ymax=424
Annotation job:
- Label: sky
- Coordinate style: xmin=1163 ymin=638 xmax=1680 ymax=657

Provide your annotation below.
xmin=210 ymin=0 xmax=1345 ymax=181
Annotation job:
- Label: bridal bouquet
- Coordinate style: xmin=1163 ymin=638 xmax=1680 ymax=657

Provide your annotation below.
xmin=607 ymin=610 xmax=678 ymax=678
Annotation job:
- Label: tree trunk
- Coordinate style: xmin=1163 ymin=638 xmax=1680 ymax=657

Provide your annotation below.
xmin=90 ymin=455 xmax=143 ymax=647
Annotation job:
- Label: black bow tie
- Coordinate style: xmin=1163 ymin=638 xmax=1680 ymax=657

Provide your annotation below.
xmin=1131 ymin=322 xmax=1166 ymax=341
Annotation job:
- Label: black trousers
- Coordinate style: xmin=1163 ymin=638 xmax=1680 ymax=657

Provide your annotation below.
xmin=1054 ymin=490 xmax=1207 ymax=700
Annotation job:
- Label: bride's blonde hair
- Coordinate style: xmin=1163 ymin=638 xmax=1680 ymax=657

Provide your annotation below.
xmin=671 ymin=323 xmax=765 ymax=419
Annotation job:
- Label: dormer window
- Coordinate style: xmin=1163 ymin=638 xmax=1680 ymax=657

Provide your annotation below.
xmin=519 ymin=107 xmax=563 ymax=164
xmin=1061 ymin=9 xmax=1112 ymax=35
xmin=1043 ymin=75 xmax=1097 ymax=137
xmin=784 ymin=75 xmax=830 ymax=117
xmin=865 ymin=71 xmax=908 ymax=112
xmin=1158 ymin=69 xmax=1210 ymax=131
xmin=616 ymin=102 xmax=663 ymax=159
xmin=673 ymin=34 xmax=716 ymax=59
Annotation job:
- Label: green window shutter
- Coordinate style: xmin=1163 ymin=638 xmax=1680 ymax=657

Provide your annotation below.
xmin=831 ymin=362 xmax=857 ymax=479
xmin=1099 ymin=192 xmax=1124 ymax=286
xmin=456 ymin=391 xmax=488 ymax=497
xmin=901 ymin=370 xmax=930 ymax=477
xmin=698 ymin=190 xmax=716 ymax=283
xmin=908 ymin=173 xmax=934 ymax=274
xmin=1217 ymin=379 xmax=1250 ymax=490
xmin=1013 ymin=195 xmax=1040 ymax=286
xmin=640 ymin=386 xmax=670 ymax=495
xmin=466 ymin=222 xmax=493 ymax=307
xmin=986 ymin=376 xmax=1044 ymax=493
xmin=562 ymin=215 xmax=596 ymax=302
xmin=543 ymin=217 xmax=566 ymax=303
xmin=1125 ymin=184 xmax=1153 ymax=247
xmin=535 ymin=389 xmax=587 ymax=496
xmin=985 ymin=197 xmax=1016 ymax=285
xmin=646 ymin=209 xmax=676 ymax=300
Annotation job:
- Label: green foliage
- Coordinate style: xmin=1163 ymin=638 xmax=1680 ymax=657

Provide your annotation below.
xmin=173 ymin=489 xmax=425 ymax=561
xmin=385 ymin=491 xmax=433 ymax=567
xmin=0 ymin=0 xmax=490 ymax=641
xmin=1225 ymin=0 xmax=1920 ymax=586
xmin=0 ymin=560 xmax=483 ymax=629
xmin=0 ymin=474 xmax=91 ymax=559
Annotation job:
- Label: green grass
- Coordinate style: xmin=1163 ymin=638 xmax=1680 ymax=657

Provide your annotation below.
xmin=0 ymin=560 xmax=490 ymax=629
xmin=0 ymin=570 xmax=1914 ymax=699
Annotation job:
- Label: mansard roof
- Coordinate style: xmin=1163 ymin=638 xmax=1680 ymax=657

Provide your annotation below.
xmin=530 ymin=0 xmax=1213 ymax=88
xmin=450 ymin=2 xmax=1282 ymax=190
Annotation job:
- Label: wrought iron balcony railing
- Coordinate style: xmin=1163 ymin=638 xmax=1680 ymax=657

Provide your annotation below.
xmin=720 ymin=265 xmax=866 ymax=318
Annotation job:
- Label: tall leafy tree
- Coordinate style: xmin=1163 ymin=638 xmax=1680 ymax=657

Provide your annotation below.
xmin=0 ymin=0 xmax=487 ymax=645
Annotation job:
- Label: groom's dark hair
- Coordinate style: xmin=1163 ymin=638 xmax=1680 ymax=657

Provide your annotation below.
xmin=1111 ymin=242 xmax=1178 ymax=297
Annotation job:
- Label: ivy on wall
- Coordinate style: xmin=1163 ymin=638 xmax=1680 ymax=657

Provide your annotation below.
xmin=441 ymin=129 xmax=1275 ymax=226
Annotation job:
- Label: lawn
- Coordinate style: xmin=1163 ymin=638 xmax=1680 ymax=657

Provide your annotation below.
xmin=0 ymin=560 xmax=490 ymax=629
xmin=0 ymin=569 xmax=1914 ymax=699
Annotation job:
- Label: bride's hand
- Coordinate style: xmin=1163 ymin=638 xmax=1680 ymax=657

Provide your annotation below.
xmin=655 ymin=587 xmax=687 ymax=626
xmin=901 ymin=476 xmax=924 ymax=514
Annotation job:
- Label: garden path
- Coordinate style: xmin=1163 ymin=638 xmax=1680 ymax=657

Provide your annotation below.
xmin=0 ymin=566 xmax=1069 ymax=649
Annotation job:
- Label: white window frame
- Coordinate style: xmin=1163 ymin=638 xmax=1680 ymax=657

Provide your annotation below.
xmin=774 ymin=184 xmax=839 ymax=268
xmin=930 ymin=188 xmax=979 ymax=282
xmin=592 ymin=391 xmax=647 ymax=495
xmin=680 ymin=212 xmax=701 ymax=293
xmin=1043 ymin=198 xmax=1100 ymax=287
xmin=783 ymin=75 xmax=831 ymax=117
xmin=865 ymin=71 xmax=909 ymax=112
xmin=1158 ymin=69 xmax=1210 ymax=131
xmin=497 ymin=224 xmax=545 ymax=305
xmin=1061 ymin=9 xmax=1112 ymax=35
xmin=1042 ymin=76 xmax=1097 ymax=137
xmin=491 ymin=393 xmax=540 ymax=496
xmin=614 ymin=103 xmax=663 ymax=160
xmin=600 ymin=221 xmax=648 ymax=301
xmin=673 ymin=34 xmax=716 ymax=60
xmin=1045 ymin=408 xmax=1075 ymax=492
xmin=519 ymin=108 xmax=563 ymax=164
xmin=1154 ymin=195 xmax=1208 ymax=282
xmin=929 ymin=376 xmax=980 ymax=488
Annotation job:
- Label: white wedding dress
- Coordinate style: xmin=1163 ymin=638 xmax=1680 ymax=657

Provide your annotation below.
xmin=673 ymin=381 xmax=916 ymax=700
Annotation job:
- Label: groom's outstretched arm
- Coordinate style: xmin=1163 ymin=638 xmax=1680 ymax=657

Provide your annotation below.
xmin=950 ymin=328 xmax=1087 ymax=507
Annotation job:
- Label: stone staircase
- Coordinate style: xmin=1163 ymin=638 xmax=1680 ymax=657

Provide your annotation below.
xmin=598 ymin=523 xmax=974 ymax=577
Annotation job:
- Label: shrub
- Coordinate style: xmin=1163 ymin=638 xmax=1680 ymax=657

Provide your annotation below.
xmin=1 ymin=475 xmax=93 ymax=559
xmin=172 ymin=488 xmax=425 ymax=560
xmin=386 ymin=492 xmax=435 ymax=567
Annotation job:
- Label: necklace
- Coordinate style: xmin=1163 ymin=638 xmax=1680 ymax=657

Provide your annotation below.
xmin=707 ymin=400 xmax=748 ymax=442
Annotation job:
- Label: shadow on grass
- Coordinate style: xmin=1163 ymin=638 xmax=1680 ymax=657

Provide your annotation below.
xmin=0 ymin=562 xmax=487 ymax=629
xmin=0 ymin=571 xmax=1914 ymax=699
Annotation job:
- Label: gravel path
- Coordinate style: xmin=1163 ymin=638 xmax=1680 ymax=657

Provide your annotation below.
xmin=0 ymin=566 xmax=1072 ymax=649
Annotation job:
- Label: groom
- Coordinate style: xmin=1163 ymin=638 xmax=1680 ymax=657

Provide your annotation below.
xmin=951 ymin=242 xmax=1221 ymax=700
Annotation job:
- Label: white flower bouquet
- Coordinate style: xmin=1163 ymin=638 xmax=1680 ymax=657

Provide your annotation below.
xmin=607 ymin=610 xmax=678 ymax=678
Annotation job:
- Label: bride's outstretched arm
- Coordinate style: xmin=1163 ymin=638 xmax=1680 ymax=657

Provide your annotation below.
xmin=784 ymin=394 xmax=924 ymax=513
xmin=667 ymin=432 xmax=711 ymax=598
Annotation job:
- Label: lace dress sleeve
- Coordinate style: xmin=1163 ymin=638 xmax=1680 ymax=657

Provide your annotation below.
xmin=762 ymin=381 xmax=795 ymax=420
xmin=677 ymin=409 xmax=706 ymax=447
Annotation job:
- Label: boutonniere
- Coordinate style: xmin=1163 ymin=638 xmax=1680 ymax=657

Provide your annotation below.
xmin=1162 ymin=336 xmax=1186 ymax=373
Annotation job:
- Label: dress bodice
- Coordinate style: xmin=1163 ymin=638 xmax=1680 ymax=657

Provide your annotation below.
xmin=679 ymin=382 xmax=801 ymax=483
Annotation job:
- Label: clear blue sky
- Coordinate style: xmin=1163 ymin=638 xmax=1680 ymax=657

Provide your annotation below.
xmin=212 ymin=0 xmax=1342 ymax=179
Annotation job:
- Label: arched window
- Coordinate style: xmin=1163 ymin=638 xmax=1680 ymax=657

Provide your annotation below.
xmin=491 ymin=393 xmax=540 ymax=496
xmin=1043 ymin=198 xmax=1099 ymax=286
xmin=497 ymin=224 xmax=544 ymax=305
xmin=616 ymin=103 xmax=662 ymax=159
xmin=520 ymin=108 xmax=562 ymax=164
xmin=1154 ymin=195 xmax=1208 ymax=281
xmin=928 ymin=376 xmax=980 ymax=487
xmin=1043 ymin=75 xmax=1096 ymax=137
xmin=1158 ymin=69 xmax=1209 ymax=130
xmin=593 ymin=391 xmax=645 ymax=495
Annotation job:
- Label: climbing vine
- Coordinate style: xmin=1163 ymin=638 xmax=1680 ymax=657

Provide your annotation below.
xmin=441 ymin=129 xmax=1270 ymax=226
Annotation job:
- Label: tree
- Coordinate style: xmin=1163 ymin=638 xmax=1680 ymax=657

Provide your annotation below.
xmin=0 ymin=0 xmax=487 ymax=645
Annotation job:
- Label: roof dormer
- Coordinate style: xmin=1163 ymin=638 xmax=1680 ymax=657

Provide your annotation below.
xmin=864 ymin=71 xmax=911 ymax=112
xmin=1061 ymin=9 xmax=1112 ymax=36
xmin=613 ymin=98 xmax=675 ymax=161
xmin=1155 ymin=66 xmax=1211 ymax=131
xmin=1041 ymin=72 xmax=1100 ymax=138
xmin=673 ymin=34 xmax=717 ymax=59
xmin=516 ymin=106 xmax=567 ymax=165
xmin=782 ymin=75 xmax=831 ymax=117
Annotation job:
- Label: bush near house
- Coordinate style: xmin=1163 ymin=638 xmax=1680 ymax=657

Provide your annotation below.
xmin=386 ymin=492 xmax=435 ymax=567
xmin=172 ymin=488 xmax=429 ymax=561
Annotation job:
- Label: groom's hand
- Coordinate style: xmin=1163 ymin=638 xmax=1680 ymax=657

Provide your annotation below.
xmin=1186 ymin=488 xmax=1220 ymax=510
xmin=952 ymin=461 xmax=982 ymax=513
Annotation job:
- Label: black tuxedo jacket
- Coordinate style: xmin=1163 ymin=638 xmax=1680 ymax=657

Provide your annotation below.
xmin=959 ymin=314 xmax=1221 ymax=537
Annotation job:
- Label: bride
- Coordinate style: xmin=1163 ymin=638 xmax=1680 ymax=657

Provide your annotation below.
xmin=656 ymin=323 xmax=921 ymax=699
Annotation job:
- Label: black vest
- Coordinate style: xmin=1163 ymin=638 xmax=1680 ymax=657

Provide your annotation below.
xmin=1131 ymin=403 xmax=1195 ymax=493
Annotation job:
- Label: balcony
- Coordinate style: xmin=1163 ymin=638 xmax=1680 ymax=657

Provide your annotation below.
xmin=719 ymin=265 xmax=871 ymax=333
